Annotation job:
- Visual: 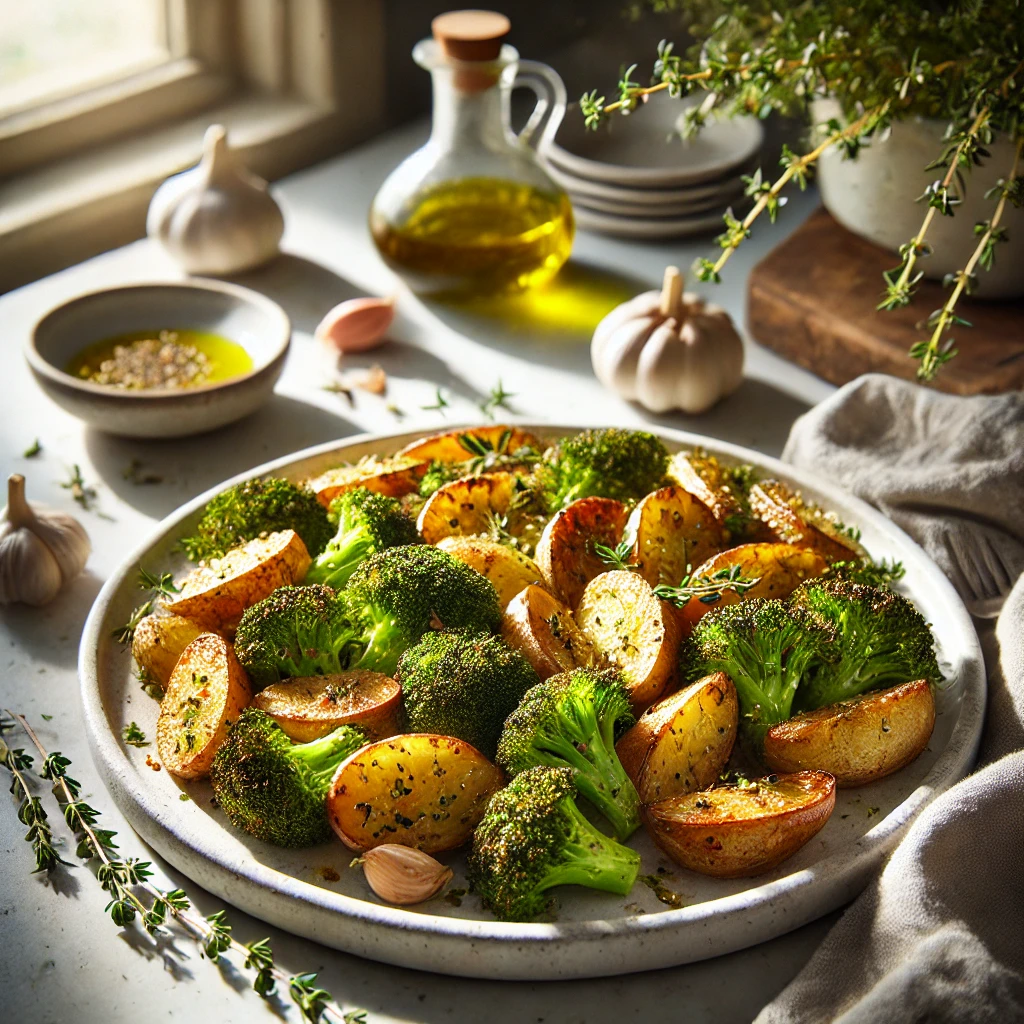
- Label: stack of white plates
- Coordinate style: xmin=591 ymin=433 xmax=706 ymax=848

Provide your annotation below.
xmin=542 ymin=95 xmax=764 ymax=240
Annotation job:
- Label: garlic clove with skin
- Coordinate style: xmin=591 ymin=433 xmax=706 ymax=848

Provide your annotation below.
xmin=358 ymin=844 xmax=454 ymax=905
xmin=147 ymin=124 xmax=285 ymax=275
xmin=315 ymin=296 xmax=396 ymax=354
xmin=0 ymin=474 xmax=91 ymax=607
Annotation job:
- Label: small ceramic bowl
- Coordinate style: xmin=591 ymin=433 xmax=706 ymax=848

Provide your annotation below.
xmin=27 ymin=279 xmax=291 ymax=439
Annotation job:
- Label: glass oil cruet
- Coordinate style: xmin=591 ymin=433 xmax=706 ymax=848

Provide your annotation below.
xmin=369 ymin=9 xmax=574 ymax=296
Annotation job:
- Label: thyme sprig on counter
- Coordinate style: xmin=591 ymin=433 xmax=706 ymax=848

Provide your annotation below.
xmin=3 ymin=711 xmax=368 ymax=1024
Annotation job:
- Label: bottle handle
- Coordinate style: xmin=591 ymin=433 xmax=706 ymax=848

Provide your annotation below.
xmin=513 ymin=59 xmax=567 ymax=153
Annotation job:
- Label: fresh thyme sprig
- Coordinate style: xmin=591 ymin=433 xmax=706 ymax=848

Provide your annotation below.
xmin=111 ymin=598 xmax=154 ymax=646
xmin=62 ymin=464 xmax=98 ymax=511
xmin=594 ymin=539 xmax=637 ymax=572
xmin=457 ymin=430 xmax=541 ymax=474
xmin=421 ymin=388 xmax=450 ymax=414
xmin=653 ymin=565 xmax=762 ymax=607
xmin=1 ymin=731 xmax=67 ymax=874
xmin=121 ymin=722 xmax=149 ymax=748
xmin=5 ymin=712 xmax=368 ymax=1024
xmin=137 ymin=568 xmax=180 ymax=600
xmin=478 ymin=380 xmax=515 ymax=420
xmin=23 ymin=439 xmax=42 ymax=458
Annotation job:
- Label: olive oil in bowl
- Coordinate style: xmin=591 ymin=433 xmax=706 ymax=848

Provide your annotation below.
xmin=371 ymin=177 xmax=574 ymax=295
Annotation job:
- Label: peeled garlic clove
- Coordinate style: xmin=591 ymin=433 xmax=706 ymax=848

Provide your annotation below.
xmin=315 ymin=296 xmax=395 ymax=353
xmin=359 ymin=844 xmax=453 ymax=905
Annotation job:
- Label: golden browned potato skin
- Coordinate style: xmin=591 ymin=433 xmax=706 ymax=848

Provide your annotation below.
xmin=535 ymin=496 xmax=629 ymax=610
xmin=306 ymin=457 xmax=427 ymax=506
xmin=416 ymin=473 xmax=518 ymax=545
xmin=326 ymin=734 xmax=504 ymax=853
xmin=131 ymin=612 xmax=206 ymax=687
xmin=164 ymin=529 xmax=310 ymax=633
xmin=435 ymin=536 xmax=544 ymax=610
xmin=156 ymin=633 xmax=253 ymax=779
xmin=616 ymin=673 xmax=738 ymax=803
xmin=501 ymin=584 xmax=595 ymax=680
xmin=748 ymin=480 xmax=863 ymax=563
xmin=576 ymin=570 xmax=680 ymax=713
xmin=643 ymin=770 xmax=836 ymax=878
xmin=625 ymin=485 xmax=724 ymax=588
xmin=397 ymin=425 xmax=542 ymax=463
xmin=764 ymin=679 xmax=935 ymax=787
xmin=252 ymin=671 xmax=402 ymax=742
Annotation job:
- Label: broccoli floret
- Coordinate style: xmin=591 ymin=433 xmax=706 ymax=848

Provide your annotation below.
xmin=209 ymin=708 xmax=366 ymax=847
xmin=496 ymin=668 xmax=640 ymax=840
xmin=790 ymin=577 xmax=941 ymax=711
xmin=540 ymin=428 xmax=669 ymax=508
xmin=397 ymin=630 xmax=539 ymax=758
xmin=234 ymin=584 xmax=354 ymax=686
xmin=181 ymin=478 xmax=332 ymax=562
xmin=468 ymin=766 xmax=640 ymax=922
xmin=686 ymin=598 xmax=829 ymax=754
xmin=418 ymin=461 xmax=461 ymax=498
xmin=305 ymin=488 xmax=421 ymax=588
xmin=820 ymin=558 xmax=906 ymax=590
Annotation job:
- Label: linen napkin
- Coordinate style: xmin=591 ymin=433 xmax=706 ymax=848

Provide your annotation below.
xmin=756 ymin=374 xmax=1024 ymax=1024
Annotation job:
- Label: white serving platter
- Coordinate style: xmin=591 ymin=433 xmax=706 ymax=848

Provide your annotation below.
xmin=80 ymin=424 xmax=985 ymax=981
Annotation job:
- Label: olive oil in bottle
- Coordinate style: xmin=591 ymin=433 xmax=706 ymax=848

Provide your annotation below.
xmin=371 ymin=177 xmax=574 ymax=295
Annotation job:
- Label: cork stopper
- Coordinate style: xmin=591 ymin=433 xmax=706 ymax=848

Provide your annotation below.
xmin=432 ymin=10 xmax=511 ymax=62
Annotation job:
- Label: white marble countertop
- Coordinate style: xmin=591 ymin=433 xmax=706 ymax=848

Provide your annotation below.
xmin=0 ymin=119 xmax=840 ymax=1024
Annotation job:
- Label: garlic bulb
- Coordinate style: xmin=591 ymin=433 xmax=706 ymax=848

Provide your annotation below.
xmin=315 ymin=297 xmax=396 ymax=354
xmin=0 ymin=475 xmax=91 ymax=607
xmin=147 ymin=124 xmax=284 ymax=275
xmin=591 ymin=266 xmax=744 ymax=415
xmin=359 ymin=844 xmax=453 ymax=904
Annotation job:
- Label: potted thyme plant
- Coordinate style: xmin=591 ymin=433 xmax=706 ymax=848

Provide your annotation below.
xmin=580 ymin=0 xmax=1024 ymax=381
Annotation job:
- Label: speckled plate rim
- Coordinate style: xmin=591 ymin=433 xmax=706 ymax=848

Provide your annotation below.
xmin=79 ymin=423 xmax=985 ymax=980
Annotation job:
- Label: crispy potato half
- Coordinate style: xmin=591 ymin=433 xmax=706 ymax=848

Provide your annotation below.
xmin=616 ymin=673 xmax=738 ymax=804
xmin=673 ymin=543 xmax=829 ymax=635
xmin=306 ymin=456 xmax=427 ymax=506
xmin=156 ymin=633 xmax=253 ymax=779
xmin=131 ymin=612 xmax=206 ymax=688
xmin=535 ymin=496 xmax=629 ymax=610
xmin=252 ymin=671 xmax=402 ymax=743
xmin=749 ymin=480 xmax=863 ymax=563
xmin=764 ymin=679 xmax=935 ymax=787
xmin=397 ymin=425 xmax=542 ymax=463
xmin=417 ymin=472 xmax=518 ymax=545
xmin=436 ymin=536 xmax=544 ymax=610
xmin=164 ymin=529 xmax=310 ymax=632
xmin=501 ymin=584 xmax=596 ymax=680
xmin=644 ymin=770 xmax=836 ymax=878
xmin=576 ymin=570 xmax=680 ymax=712
xmin=327 ymin=734 xmax=504 ymax=853
xmin=626 ymin=485 xmax=723 ymax=588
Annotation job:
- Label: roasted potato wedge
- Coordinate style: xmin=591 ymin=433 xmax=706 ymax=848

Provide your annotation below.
xmin=163 ymin=529 xmax=310 ymax=632
xmin=673 ymin=543 xmax=829 ymax=635
xmin=501 ymin=584 xmax=596 ymax=680
xmin=327 ymin=734 xmax=504 ymax=853
xmin=749 ymin=480 xmax=863 ymax=563
xmin=616 ymin=673 xmax=738 ymax=803
xmin=252 ymin=671 xmax=402 ymax=743
xmin=436 ymin=536 xmax=544 ymax=609
xmin=644 ymin=770 xmax=836 ymax=878
xmin=131 ymin=612 xmax=206 ymax=688
xmin=764 ymin=679 xmax=935 ymax=787
xmin=156 ymin=633 xmax=253 ymax=779
xmin=625 ymin=485 xmax=723 ymax=588
xmin=417 ymin=472 xmax=518 ymax=545
xmin=397 ymin=425 xmax=542 ymax=463
xmin=306 ymin=456 xmax=427 ymax=506
xmin=535 ymin=496 xmax=629 ymax=610
xmin=576 ymin=570 xmax=680 ymax=712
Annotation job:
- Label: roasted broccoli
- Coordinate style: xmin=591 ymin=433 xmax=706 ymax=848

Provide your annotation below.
xmin=539 ymin=428 xmax=669 ymax=508
xmin=790 ymin=577 xmax=941 ymax=712
xmin=305 ymin=487 xmax=421 ymax=588
xmin=418 ymin=461 xmax=461 ymax=498
xmin=209 ymin=708 xmax=366 ymax=847
xmin=180 ymin=477 xmax=332 ymax=562
xmin=235 ymin=546 xmax=502 ymax=684
xmin=397 ymin=630 xmax=539 ymax=757
xmin=820 ymin=557 xmax=906 ymax=590
xmin=468 ymin=766 xmax=641 ymax=922
xmin=496 ymin=668 xmax=640 ymax=840
xmin=686 ymin=598 xmax=829 ymax=754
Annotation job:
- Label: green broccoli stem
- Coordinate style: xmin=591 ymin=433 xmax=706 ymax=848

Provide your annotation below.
xmin=305 ymin=529 xmax=376 ymax=588
xmin=288 ymin=729 xmax=361 ymax=787
xmin=538 ymin=800 xmax=640 ymax=895
xmin=350 ymin=615 xmax=408 ymax=676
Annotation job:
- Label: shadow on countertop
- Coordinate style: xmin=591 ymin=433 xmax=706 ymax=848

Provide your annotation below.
xmin=84 ymin=394 xmax=360 ymax=518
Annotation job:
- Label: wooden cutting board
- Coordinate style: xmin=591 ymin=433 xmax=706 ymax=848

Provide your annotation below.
xmin=746 ymin=208 xmax=1024 ymax=394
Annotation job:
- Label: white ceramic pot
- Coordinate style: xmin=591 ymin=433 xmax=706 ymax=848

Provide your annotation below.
xmin=813 ymin=98 xmax=1024 ymax=298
